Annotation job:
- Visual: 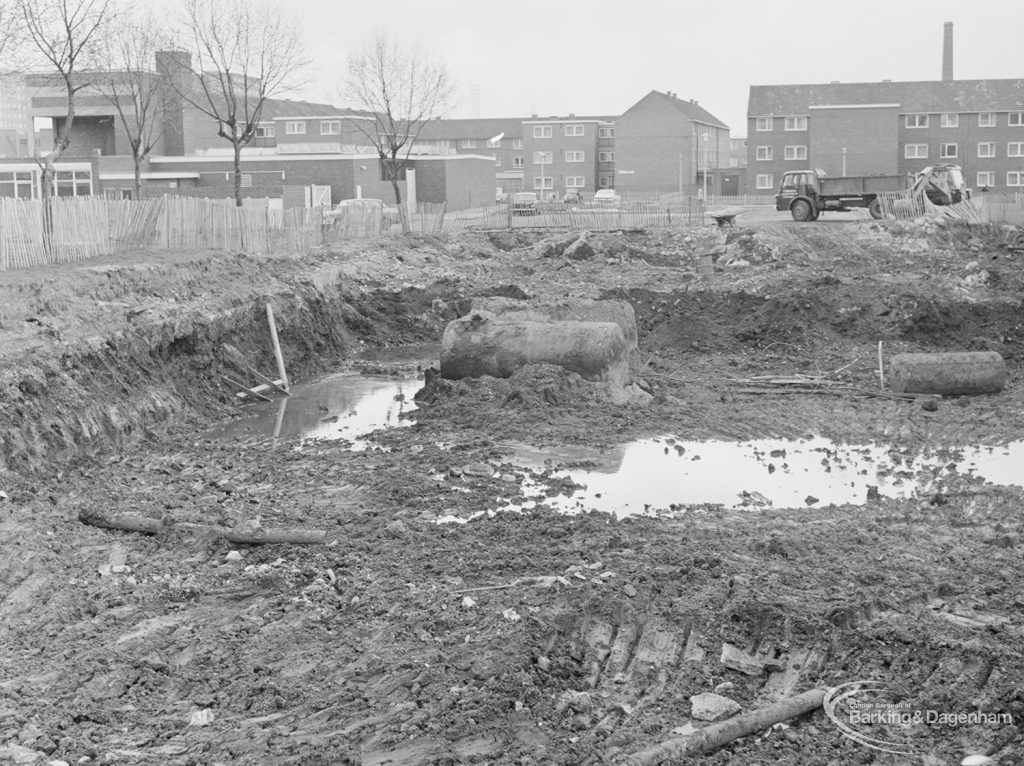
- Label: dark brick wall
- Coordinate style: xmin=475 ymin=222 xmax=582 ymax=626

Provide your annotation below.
xmin=615 ymin=96 xmax=691 ymax=194
xmin=811 ymin=106 xmax=900 ymax=177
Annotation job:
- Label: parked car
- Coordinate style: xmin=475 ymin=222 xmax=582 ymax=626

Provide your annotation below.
xmin=511 ymin=191 xmax=539 ymax=215
xmin=593 ymin=189 xmax=621 ymax=206
xmin=562 ymin=189 xmax=581 ymax=205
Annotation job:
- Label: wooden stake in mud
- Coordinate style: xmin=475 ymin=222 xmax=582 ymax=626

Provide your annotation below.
xmin=266 ymin=304 xmax=289 ymax=391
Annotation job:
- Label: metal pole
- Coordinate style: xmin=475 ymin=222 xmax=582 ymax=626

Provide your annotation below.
xmin=678 ymin=153 xmax=683 ymax=196
xmin=842 ymin=147 xmax=847 ymax=176
xmin=702 ymin=134 xmax=708 ymax=202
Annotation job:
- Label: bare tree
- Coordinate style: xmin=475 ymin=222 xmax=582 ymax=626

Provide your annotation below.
xmin=15 ymin=0 xmax=112 ymax=198
xmin=172 ymin=0 xmax=305 ymax=207
xmin=92 ymin=16 xmax=170 ymax=199
xmin=343 ymin=31 xmax=456 ymax=230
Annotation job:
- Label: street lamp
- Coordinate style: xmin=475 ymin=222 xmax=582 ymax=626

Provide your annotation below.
xmin=678 ymin=153 xmax=683 ymax=196
xmin=842 ymin=147 xmax=847 ymax=176
xmin=535 ymin=150 xmax=548 ymax=199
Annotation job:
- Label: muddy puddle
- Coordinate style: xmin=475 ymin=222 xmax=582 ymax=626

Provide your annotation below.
xmin=501 ymin=436 xmax=1024 ymax=516
xmin=204 ymin=373 xmax=421 ymax=447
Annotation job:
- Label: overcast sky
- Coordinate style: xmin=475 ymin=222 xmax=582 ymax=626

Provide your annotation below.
xmin=292 ymin=0 xmax=1023 ymax=135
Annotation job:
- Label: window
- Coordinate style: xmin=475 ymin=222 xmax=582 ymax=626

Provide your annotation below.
xmin=598 ymin=151 xmax=615 ymax=162
xmin=940 ymin=113 xmax=958 ymax=128
xmin=784 ymin=145 xmax=807 ymax=161
xmin=533 ymin=151 xmax=552 ymax=164
xmin=533 ymin=176 xmax=553 ymax=190
xmin=565 ymin=150 xmax=584 ymax=162
xmin=598 ymin=127 xmax=614 ymax=138
xmin=1008 ymin=171 xmax=1024 ymax=187
xmin=906 ymin=114 xmax=929 ymax=129
xmin=564 ymin=124 xmax=584 ymax=136
xmin=977 ymin=171 xmax=994 ymax=188
xmin=285 ymin=121 xmax=306 ymax=135
xmin=979 ymin=112 xmax=996 ymax=127
xmin=756 ymin=145 xmax=773 ymax=161
xmin=460 ymin=139 xmax=476 ymax=148
xmin=784 ymin=116 xmax=807 ymax=131
xmin=54 ymin=169 xmax=92 ymax=197
xmin=533 ymin=125 xmax=552 ymax=138
xmin=255 ymin=125 xmax=275 ymax=138
xmin=0 ymin=170 xmax=34 ymax=199
xmin=755 ymin=173 xmax=773 ymax=190
xmin=940 ymin=143 xmax=957 ymax=159
xmin=905 ymin=144 xmax=928 ymax=159
xmin=320 ymin=120 xmax=340 ymax=135
xmin=755 ymin=117 xmax=772 ymax=132
xmin=512 ymin=156 xmax=524 ymax=168
xmin=978 ymin=142 xmax=996 ymax=158
xmin=599 ymin=176 xmax=614 ymax=188
xmin=1008 ymin=142 xmax=1024 ymax=157
xmin=1010 ymin=113 xmax=1024 ymax=126
xmin=565 ymin=176 xmax=585 ymax=188
xmin=512 ymin=138 xmax=523 ymax=149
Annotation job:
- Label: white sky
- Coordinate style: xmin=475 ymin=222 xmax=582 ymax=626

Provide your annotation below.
xmin=288 ymin=0 xmax=1024 ymax=135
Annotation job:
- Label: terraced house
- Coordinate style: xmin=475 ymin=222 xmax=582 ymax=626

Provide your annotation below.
xmin=748 ymin=23 xmax=1024 ymax=194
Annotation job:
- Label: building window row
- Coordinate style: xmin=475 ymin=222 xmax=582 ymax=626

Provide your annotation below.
xmin=533 ymin=151 xmax=553 ymax=164
xmin=285 ymin=121 xmax=306 ymax=135
xmin=255 ymin=125 xmax=275 ymax=139
xmin=908 ymin=112 xmax=1024 ymax=128
xmin=598 ymin=127 xmax=615 ymax=138
xmin=533 ymin=125 xmax=552 ymax=138
xmin=461 ymin=139 xmax=476 ymax=149
xmin=321 ymin=120 xmax=341 ymax=135
xmin=533 ymin=176 xmax=553 ymax=190
xmin=565 ymin=176 xmax=585 ymax=187
xmin=755 ymin=173 xmax=774 ymax=190
xmin=598 ymin=151 xmax=615 ymax=162
xmin=565 ymin=124 xmax=584 ymax=136
xmin=565 ymin=150 xmax=584 ymax=162
xmin=784 ymin=145 xmax=807 ymax=160
xmin=902 ymin=141 xmax=1024 ymax=159
xmin=512 ymin=156 xmax=524 ymax=168
xmin=784 ymin=116 xmax=807 ymax=131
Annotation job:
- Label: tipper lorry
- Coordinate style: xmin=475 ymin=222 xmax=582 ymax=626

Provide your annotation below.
xmin=775 ymin=165 xmax=968 ymax=221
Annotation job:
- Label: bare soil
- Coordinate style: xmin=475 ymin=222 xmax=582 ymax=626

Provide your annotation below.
xmin=2 ymin=219 xmax=1024 ymax=765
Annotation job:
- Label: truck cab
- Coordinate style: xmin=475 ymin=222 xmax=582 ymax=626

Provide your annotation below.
xmin=775 ymin=170 xmax=825 ymax=221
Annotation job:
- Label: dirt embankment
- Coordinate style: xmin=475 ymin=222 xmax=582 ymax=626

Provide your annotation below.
xmin=2 ymin=220 xmax=1024 ymax=765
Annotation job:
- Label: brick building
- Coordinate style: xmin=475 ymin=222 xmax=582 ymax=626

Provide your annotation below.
xmin=747 ymin=24 xmax=1024 ymax=194
xmin=521 ymin=115 xmax=616 ymax=198
xmin=612 ymin=90 xmax=729 ymax=195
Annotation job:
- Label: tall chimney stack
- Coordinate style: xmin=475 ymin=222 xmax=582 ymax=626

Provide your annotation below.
xmin=942 ymin=22 xmax=954 ymax=81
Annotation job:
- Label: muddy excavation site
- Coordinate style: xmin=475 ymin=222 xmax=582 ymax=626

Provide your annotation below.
xmin=2 ymin=218 xmax=1024 ymax=766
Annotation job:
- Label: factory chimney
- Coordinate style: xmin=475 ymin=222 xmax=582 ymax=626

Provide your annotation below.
xmin=942 ymin=22 xmax=954 ymax=81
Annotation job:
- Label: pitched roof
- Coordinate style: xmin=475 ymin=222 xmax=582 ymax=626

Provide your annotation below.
xmin=416 ymin=117 xmax=527 ymax=140
xmin=259 ymin=98 xmax=357 ymax=120
xmin=622 ymin=90 xmax=729 ymax=129
xmin=748 ymin=79 xmax=1024 ymax=116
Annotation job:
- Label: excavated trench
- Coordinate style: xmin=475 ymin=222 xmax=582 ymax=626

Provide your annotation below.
xmin=3 ymin=230 xmax=1024 ymax=765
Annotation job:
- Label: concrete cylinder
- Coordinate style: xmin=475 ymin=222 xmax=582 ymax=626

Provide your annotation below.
xmin=441 ymin=312 xmax=631 ymax=388
xmin=469 ymin=297 xmax=639 ymax=354
xmin=889 ymin=351 xmax=1006 ymax=395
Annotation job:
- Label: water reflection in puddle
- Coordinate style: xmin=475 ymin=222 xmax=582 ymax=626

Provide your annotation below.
xmin=506 ymin=437 xmax=1024 ymax=516
xmin=205 ymin=373 xmax=420 ymax=448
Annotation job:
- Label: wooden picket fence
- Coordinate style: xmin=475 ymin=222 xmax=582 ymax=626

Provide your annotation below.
xmin=2 ymin=191 xmax=1022 ymax=271
xmin=410 ymin=193 xmax=777 ymax=234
